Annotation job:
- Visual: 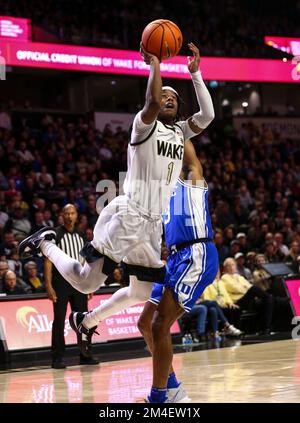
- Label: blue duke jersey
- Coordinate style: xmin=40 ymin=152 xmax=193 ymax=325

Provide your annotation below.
xmin=123 ymin=111 xmax=197 ymax=218
xmin=163 ymin=178 xmax=213 ymax=249
xmin=149 ymin=178 xmax=218 ymax=311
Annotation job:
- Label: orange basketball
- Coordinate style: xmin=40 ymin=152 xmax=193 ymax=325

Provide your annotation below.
xmin=141 ymin=19 xmax=183 ymax=61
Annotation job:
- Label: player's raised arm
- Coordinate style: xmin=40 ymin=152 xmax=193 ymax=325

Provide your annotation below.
xmin=183 ymin=139 xmax=204 ymax=183
xmin=186 ymin=42 xmax=215 ymax=135
xmin=140 ymin=43 xmax=162 ymax=125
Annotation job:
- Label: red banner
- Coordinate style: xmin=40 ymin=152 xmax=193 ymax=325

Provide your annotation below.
xmin=265 ymin=35 xmax=300 ymax=56
xmin=0 ymin=293 xmax=180 ymax=350
xmin=0 ymin=16 xmax=31 ymax=41
xmin=0 ymin=40 xmax=299 ymax=82
xmin=285 ymin=279 xmax=300 ymax=316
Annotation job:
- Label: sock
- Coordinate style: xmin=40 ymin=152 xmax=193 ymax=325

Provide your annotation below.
xmin=167 ymin=372 xmax=180 ymax=389
xmin=83 ymin=287 xmax=139 ymax=328
xmin=83 ymin=277 xmax=153 ymax=329
xmin=148 ymin=387 xmax=167 ymax=403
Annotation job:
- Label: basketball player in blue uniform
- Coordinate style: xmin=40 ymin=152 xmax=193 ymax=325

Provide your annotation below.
xmin=138 ymin=139 xmax=219 ymax=403
xmin=18 ymin=43 xmax=215 ymax=363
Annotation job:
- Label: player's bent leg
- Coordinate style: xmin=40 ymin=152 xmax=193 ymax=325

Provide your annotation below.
xmin=41 ymin=241 xmax=108 ymax=293
xmin=71 ymin=276 xmax=154 ymax=357
xmin=83 ymin=276 xmax=153 ymax=329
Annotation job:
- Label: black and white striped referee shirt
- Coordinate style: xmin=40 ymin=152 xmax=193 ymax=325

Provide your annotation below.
xmin=52 ymin=225 xmax=86 ymax=281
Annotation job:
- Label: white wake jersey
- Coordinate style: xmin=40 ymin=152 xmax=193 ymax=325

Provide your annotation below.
xmin=123 ymin=111 xmax=196 ymax=218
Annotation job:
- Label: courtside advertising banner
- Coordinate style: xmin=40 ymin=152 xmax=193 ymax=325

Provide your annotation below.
xmin=0 ymin=294 xmax=180 ymax=350
xmin=285 ymin=279 xmax=300 ymax=316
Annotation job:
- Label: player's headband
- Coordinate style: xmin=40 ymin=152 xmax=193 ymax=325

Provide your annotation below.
xmin=162 ymin=86 xmax=179 ymax=98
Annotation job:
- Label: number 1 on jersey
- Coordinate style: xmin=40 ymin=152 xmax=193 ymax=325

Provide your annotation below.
xmin=166 ymin=161 xmax=174 ymax=185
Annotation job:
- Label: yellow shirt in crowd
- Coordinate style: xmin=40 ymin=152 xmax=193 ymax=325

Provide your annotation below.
xmin=202 ymin=278 xmax=234 ymax=308
xmin=221 ymin=273 xmax=252 ymax=303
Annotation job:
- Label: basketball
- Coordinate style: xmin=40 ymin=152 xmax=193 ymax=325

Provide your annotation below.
xmin=141 ymin=19 xmax=183 ymax=61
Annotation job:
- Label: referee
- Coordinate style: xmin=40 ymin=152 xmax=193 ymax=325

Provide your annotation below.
xmin=44 ymin=204 xmax=99 ymax=369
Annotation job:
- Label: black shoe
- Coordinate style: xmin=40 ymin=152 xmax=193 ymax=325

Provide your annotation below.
xmin=69 ymin=311 xmax=99 ymax=358
xmin=79 ymin=356 xmax=99 ymax=365
xmin=18 ymin=227 xmax=56 ymax=258
xmin=52 ymin=360 xmax=67 ymax=369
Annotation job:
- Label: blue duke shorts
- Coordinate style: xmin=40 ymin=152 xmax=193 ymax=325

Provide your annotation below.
xmin=149 ymin=242 xmax=218 ymax=312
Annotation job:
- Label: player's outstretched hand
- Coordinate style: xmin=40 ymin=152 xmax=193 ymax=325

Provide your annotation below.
xmin=140 ymin=42 xmax=160 ymax=64
xmin=187 ymin=42 xmax=200 ymax=73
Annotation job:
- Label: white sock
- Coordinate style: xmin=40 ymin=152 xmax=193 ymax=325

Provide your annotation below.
xmin=84 ymin=276 xmax=154 ymax=328
xmin=41 ymin=240 xmax=107 ymax=294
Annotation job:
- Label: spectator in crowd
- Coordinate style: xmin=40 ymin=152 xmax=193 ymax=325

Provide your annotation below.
xmin=36 ymin=165 xmax=54 ymax=189
xmin=44 ymin=209 xmax=54 ymax=227
xmin=0 ymin=259 xmax=9 ymax=292
xmin=202 ymin=275 xmax=241 ymax=328
xmin=3 ymin=270 xmax=27 ymax=295
xmin=216 ymin=201 xmax=236 ymax=229
xmin=85 ymin=194 xmax=98 ymax=227
xmin=180 ymin=303 xmax=207 ymax=342
xmin=223 ymin=226 xmax=235 ymax=247
xmin=274 ymin=232 xmax=289 ymax=259
xmin=285 ymin=241 xmax=300 ymax=273
xmin=0 ymin=206 xmax=9 ymax=232
xmin=214 ymin=232 xmax=229 ymax=265
xmin=238 ymin=184 xmax=254 ymax=210
xmin=221 ymin=258 xmax=273 ymax=334
xmin=24 ymin=261 xmax=45 ymax=293
xmin=7 ymin=248 xmax=23 ymax=278
xmin=105 ymin=266 xmax=129 ymax=288
xmin=0 ymin=231 xmax=18 ymax=258
xmin=17 ymin=141 xmax=35 ymax=164
xmin=229 ymin=239 xmax=240 ymax=258
xmin=193 ymin=297 xmax=242 ymax=341
xmin=85 ymin=228 xmax=93 ymax=242
xmin=252 ymin=254 xmax=272 ymax=292
xmin=264 ymin=241 xmax=281 ymax=263
xmin=246 ymin=251 xmax=257 ymax=273
xmin=236 ymin=232 xmax=250 ymax=255
xmin=0 ymin=106 xmax=12 ymax=130
xmin=4 ymin=207 xmax=31 ymax=241
xmin=234 ymin=252 xmax=253 ymax=282
xmin=31 ymin=211 xmax=46 ymax=233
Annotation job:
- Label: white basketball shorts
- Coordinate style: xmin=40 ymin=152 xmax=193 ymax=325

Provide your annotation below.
xmin=92 ymin=195 xmax=164 ymax=271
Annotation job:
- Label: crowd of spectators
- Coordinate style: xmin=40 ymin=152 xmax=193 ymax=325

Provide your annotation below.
xmin=1 ymin=0 xmax=299 ymax=58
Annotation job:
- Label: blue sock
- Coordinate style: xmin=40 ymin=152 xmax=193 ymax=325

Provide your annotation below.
xmin=148 ymin=387 xmax=167 ymax=403
xmin=167 ymin=372 xmax=180 ymax=389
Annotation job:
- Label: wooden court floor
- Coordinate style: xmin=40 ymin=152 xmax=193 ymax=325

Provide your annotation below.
xmin=0 ymin=339 xmax=300 ymax=403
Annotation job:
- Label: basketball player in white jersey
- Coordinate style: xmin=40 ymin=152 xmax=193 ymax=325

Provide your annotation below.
xmin=138 ymin=140 xmax=219 ymax=403
xmin=18 ymin=42 xmax=215 ymax=355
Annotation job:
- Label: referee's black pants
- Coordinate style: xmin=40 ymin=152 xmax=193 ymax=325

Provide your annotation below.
xmin=51 ymin=278 xmax=87 ymax=361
